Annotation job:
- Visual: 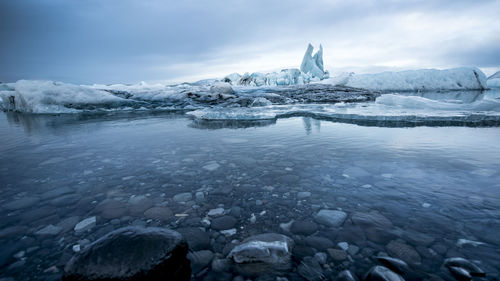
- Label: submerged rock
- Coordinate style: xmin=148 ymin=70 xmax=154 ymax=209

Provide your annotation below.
xmin=63 ymin=226 xmax=190 ymax=281
xmin=386 ymin=240 xmax=421 ymax=265
xmin=297 ymin=256 xmax=325 ymax=281
xmin=364 ymin=265 xmax=406 ymax=281
xmin=74 ymin=217 xmax=96 ymax=233
xmin=227 ymin=233 xmax=294 ymax=276
xmin=337 ymin=270 xmax=360 ymax=281
xmin=444 ymin=257 xmax=485 ymax=277
xmin=376 ymin=256 xmax=409 ymax=274
xmin=314 ymin=209 xmax=347 ymax=227
xmin=448 ymin=266 xmax=472 ymax=281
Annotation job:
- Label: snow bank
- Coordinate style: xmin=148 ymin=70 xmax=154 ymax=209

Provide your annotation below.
xmin=329 ymin=67 xmax=487 ymax=91
xmin=0 ymin=80 xmax=125 ymax=113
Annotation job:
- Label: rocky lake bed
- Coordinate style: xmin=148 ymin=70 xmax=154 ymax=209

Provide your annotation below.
xmin=0 ymin=112 xmax=499 ymax=281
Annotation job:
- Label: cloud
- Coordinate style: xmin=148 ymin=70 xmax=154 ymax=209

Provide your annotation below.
xmin=1 ymin=0 xmax=499 ymax=84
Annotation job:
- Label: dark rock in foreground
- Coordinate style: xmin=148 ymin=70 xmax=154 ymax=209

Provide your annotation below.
xmin=63 ymin=226 xmax=190 ymax=281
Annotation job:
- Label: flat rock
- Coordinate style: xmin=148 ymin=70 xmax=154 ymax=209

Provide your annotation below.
xmin=314 ymin=209 xmax=347 ymax=227
xmin=202 ymin=162 xmax=220 ymax=171
xmin=176 ymin=227 xmax=210 ymax=251
xmin=35 ymin=224 xmax=63 ymax=236
xmin=327 ymin=248 xmax=348 ymax=261
xmin=95 ymin=200 xmax=128 ymax=219
xmin=297 ymin=256 xmax=325 ymax=281
xmin=305 ymin=236 xmax=334 ymax=251
xmin=228 ymin=233 xmax=294 ymax=276
xmin=62 ymin=226 xmax=190 ymax=281
xmin=290 ymin=220 xmax=318 ymax=236
xmin=211 ymin=216 xmax=237 ymax=231
xmin=386 ymin=240 xmax=421 ymax=265
xmin=297 ymin=191 xmax=312 ymax=199
xmin=351 ymin=211 xmax=393 ymax=229
xmin=74 ymin=217 xmax=96 ymax=233
xmin=4 ymin=197 xmax=39 ymax=210
xmin=50 ymin=194 xmax=80 ymax=207
xmin=173 ymin=193 xmax=192 ymax=203
xmin=144 ymin=207 xmax=173 ymax=221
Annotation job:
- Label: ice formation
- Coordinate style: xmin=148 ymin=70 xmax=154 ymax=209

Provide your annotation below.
xmin=222 ymin=44 xmax=329 ymax=87
xmin=0 ymin=80 xmax=125 ymax=113
xmin=326 ymin=67 xmax=488 ymax=91
xmin=487 ymin=70 xmax=500 ymax=88
xmin=300 ymin=44 xmax=329 ymax=79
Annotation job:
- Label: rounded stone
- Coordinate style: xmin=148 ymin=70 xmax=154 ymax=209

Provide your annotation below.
xmin=290 ymin=220 xmax=318 ymax=236
xmin=211 ymin=216 xmax=237 ymax=231
xmin=314 ymin=209 xmax=347 ymax=227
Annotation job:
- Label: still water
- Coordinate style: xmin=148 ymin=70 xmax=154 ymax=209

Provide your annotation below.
xmin=0 ymin=112 xmax=499 ymax=280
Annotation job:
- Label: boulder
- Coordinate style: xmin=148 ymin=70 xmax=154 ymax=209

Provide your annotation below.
xmin=63 ymin=226 xmax=190 ymax=281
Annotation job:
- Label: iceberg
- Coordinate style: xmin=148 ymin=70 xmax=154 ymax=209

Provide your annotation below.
xmin=223 ymin=69 xmax=314 ymax=87
xmin=300 ymin=44 xmax=329 ymax=79
xmin=0 ymin=80 xmax=126 ymax=113
xmin=487 ymin=70 xmax=500 ymax=88
xmin=222 ymin=43 xmax=329 ymax=86
xmin=324 ymin=67 xmax=488 ymax=91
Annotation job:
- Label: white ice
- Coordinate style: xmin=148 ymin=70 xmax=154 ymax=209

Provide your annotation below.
xmin=300 ymin=44 xmax=329 ymax=79
xmin=323 ymin=67 xmax=488 ymax=91
xmin=0 ymin=80 xmax=125 ymax=113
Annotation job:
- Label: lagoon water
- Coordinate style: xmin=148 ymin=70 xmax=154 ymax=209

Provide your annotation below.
xmin=1 ymin=91 xmax=500 ymax=280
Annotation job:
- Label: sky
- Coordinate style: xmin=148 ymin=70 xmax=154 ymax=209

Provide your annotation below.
xmin=1 ymin=0 xmax=499 ymax=85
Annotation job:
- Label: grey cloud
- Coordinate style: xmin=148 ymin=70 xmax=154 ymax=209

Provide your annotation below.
xmin=1 ymin=0 xmax=499 ymax=84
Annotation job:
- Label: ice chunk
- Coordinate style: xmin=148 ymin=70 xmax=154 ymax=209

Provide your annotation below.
xmin=300 ymin=44 xmax=328 ymax=79
xmin=487 ymin=71 xmax=500 ymax=88
xmin=0 ymin=80 xmax=125 ymax=113
xmin=487 ymin=70 xmax=500 ymax=80
xmin=337 ymin=67 xmax=487 ymax=91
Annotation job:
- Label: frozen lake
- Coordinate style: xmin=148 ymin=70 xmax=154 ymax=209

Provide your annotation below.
xmin=0 ymin=91 xmax=500 ymax=280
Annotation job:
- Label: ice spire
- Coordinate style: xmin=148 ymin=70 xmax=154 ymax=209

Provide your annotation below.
xmin=300 ymin=43 xmax=327 ymax=79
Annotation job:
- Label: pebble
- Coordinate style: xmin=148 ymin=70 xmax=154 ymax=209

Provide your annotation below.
xmin=208 ymin=208 xmax=225 ymax=217
xmin=338 ymin=242 xmax=349 ymax=251
xmin=202 ymin=162 xmax=220 ymax=171
xmin=220 ymin=229 xmax=237 ymax=236
xmin=35 ymin=225 xmax=62 ymax=236
xmin=297 ymin=191 xmax=311 ymax=199
xmin=173 ymin=192 xmax=192 ymax=203
xmin=74 ymin=217 xmax=96 ymax=232
xmin=211 ymin=216 xmax=237 ymax=230
xmin=72 ymin=245 xmax=81 ymax=253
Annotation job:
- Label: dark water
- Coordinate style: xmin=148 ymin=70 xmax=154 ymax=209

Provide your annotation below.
xmin=0 ymin=112 xmax=499 ymax=280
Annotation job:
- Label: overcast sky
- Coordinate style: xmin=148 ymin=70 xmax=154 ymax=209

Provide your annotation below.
xmin=1 ymin=0 xmax=499 ymax=84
